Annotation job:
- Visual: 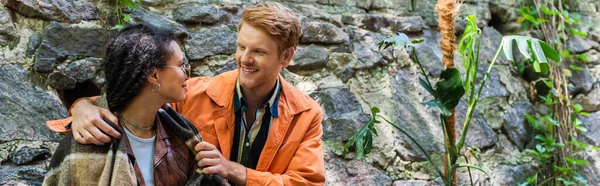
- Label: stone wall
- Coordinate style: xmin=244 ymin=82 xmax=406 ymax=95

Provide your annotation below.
xmin=0 ymin=0 xmax=599 ymax=185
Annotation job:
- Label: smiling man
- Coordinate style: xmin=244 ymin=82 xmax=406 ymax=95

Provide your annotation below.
xmin=49 ymin=2 xmax=325 ymax=185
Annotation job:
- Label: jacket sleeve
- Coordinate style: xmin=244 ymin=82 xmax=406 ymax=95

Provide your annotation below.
xmin=46 ymin=96 xmax=99 ymax=134
xmin=245 ymin=109 xmax=325 ymax=186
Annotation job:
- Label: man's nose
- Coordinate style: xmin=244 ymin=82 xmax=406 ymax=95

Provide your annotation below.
xmin=240 ymin=51 xmax=253 ymax=64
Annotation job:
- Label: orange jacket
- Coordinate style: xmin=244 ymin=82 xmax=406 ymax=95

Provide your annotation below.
xmin=47 ymin=70 xmax=326 ymax=186
xmin=172 ymin=70 xmax=325 ymax=186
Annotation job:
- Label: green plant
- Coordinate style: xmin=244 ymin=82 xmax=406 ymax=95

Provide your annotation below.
xmin=343 ymin=15 xmax=561 ymax=186
xmin=517 ymin=0 xmax=599 ymax=185
xmin=519 ymin=103 xmax=599 ymax=186
xmin=112 ymin=0 xmax=141 ymax=30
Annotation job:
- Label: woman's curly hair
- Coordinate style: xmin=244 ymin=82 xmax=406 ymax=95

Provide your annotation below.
xmin=104 ymin=24 xmax=177 ymax=112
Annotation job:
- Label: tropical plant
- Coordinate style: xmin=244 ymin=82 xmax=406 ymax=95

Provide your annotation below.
xmin=343 ymin=14 xmax=561 ymax=186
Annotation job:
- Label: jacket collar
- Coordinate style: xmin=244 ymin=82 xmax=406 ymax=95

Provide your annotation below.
xmin=206 ymin=70 xmax=311 ymax=115
xmin=234 ymin=77 xmax=281 ymax=118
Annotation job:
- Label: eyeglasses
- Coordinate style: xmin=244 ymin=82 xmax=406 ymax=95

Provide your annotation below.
xmin=162 ymin=64 xmax=191 ymax=78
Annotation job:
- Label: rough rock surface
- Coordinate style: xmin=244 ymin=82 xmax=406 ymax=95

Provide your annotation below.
xmin=8 ymin=147 xmax=49 ymax=165
xmin=34 ymin=22 xmax=108 ymax=73
xmin=185 ymin=25 xmax=237 ymax=60
xmin=2 ymin=0 xmax=97 ymax=22
xmin=310 ymin=87 xmax=370 ymax=141
xmin=0 ymin=65 xmax=65 ymax=141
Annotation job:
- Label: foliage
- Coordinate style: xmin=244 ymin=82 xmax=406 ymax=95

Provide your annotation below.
xmin=343 ymin=14 xmax=561 ymax=186
xmin=112 ymin=0 xmax=141 ymax=31
xmin=517 ymin=1 xmax=599 ymax=185
xmin=520 ymin=103 xmax=599 ymax=186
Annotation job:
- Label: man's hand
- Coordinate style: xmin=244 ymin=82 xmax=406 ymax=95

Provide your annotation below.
xmin=71 ymin=98 xmax=120 ymax=145
xmin=195 ymin=142 xmax=247 ymax=185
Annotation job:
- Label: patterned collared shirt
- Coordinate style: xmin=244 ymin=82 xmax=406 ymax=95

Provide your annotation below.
xmin=231 ymin=78 xmax=281 ymax=169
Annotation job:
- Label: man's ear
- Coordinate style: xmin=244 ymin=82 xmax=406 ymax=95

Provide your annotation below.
xmin=148 ymin=68 xmax=159 ymax=84
xmin=281 ymin=47 xmax=295 ymax=67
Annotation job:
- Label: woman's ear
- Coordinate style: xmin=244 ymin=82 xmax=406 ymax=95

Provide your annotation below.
xmin=148 ymin=67 xmax=159 ymax=84
xmin=281 ymin=47 xmax=295 ymax=67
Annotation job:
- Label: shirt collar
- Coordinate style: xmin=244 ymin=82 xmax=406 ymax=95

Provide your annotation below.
xmin=234 ymin=78 xmax=281 ymax=118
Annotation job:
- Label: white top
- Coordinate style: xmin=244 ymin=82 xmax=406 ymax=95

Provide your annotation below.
xmin=124 ymin=129 xmax=156 ymax=186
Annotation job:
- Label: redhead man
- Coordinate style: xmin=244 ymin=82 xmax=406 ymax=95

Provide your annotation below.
xmin=47 ymin=2 xmax=325 ymax=185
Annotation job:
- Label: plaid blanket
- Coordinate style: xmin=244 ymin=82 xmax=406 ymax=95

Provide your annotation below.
xmin=43 ymin=99 xmax=228 ymax=186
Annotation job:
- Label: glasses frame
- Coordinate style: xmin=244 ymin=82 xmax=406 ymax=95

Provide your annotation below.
xmin=162 ymin=64 xmax=191 ymax=78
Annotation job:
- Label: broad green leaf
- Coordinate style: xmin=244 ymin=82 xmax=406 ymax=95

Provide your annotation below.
xmin=457 ymin=15 xmax=480 ymax=94
xmin=516 ymin=39 xmax=532 ymax=60
xmin=570 ymin=140 xmax=589 ymax=149
xmin=435 ymin=68 xmax=465 ymax=109
xmin=558 ymin=178 xmax=577 ymax=186
xmin=355 ymin=132 xmax=365 ymax=159
xmin=536 ymin=144 xmax=546 ymax=153
xmin=573 ymin=173 xmax=588 ymax=184
xmin=529 ymin=40 xmax=550 ymax=71
xmin=123 ymin=0 xmax=136 ymax=10
xmin=576 ymin=54 xmax=590 ymax=62
xmin=569 ymin=65 xmax=583 ymax=71
xmin=344 ymin=107 xmax=381 ymax=159
xmin=419 ymin=78 xmax=436 ymax=96
xmin=525 ymin=114 xmax=538 ymax=129
xmin=501 ymin=36 xmax=559 ymax=74
xmin=343 ymin=127 xmax=372 ymax=159
xmin=343 ymin=130 xmax=360 ymax=155
xmin=364 ymin=131 xmax=373 ymax=154
xmin=580 ymin=111 xmax=591 ymax=117
xmin=575 ymin=124 xmax=588 ymax=132
xmin=540 ymin=6 xmax=560 ymax=15
xmin=553 ymin=142 xmax=565 ymax=148
xmin=371 ymin=107 xmax=380 ymax=115
xmin=525 ymin=149 xmax=539 ymax=156
xmin=565 ymin=157 xmax=575 ymax=163
xmin=411 ymin=39 xmax=424 ymax=44
xmin=535 ymin=134 xmax=546 ymax=141
xmin=378 ymin=32 xmax=420 ymax=52
xmin=539 ymin=41 xmax=560 ymax=62
xmin=542 ymin=79 xmax=553 ymax=88
xmin=368 ymin=120 xmax=379 ymax=136
xmin=573 ymin=104 xmax=584 ymax=113
xmin=575 ymin=159 xmax=591 ymax=165
xmin=123 ymin=14 xmax=131 ymax=23
xmin=571 ymin=29 xmax=588 ymax=37
xmin=545 ymin=116 xmax=560 ymax=126
xmin=111 ymin=24 xmax=124 ymax=31
xmin=573 ymin=117 xmax=582 ymax=126
xmin=536 ymin=18 xmax=548 ymax=23
xmin=422 ymin=100 xmax=452 ymax=116
xmin=533 ymin=61 xmax=550 ymax=73
xmin=561 ymin=50 xmax=572 ymax=57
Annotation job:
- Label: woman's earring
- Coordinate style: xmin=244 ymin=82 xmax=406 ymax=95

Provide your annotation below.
xmin=152 ymin=83 xmax=161 ymax=93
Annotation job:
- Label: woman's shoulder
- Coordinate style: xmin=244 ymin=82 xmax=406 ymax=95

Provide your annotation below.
xmin=48 ymin=133 xmax=114 ymax=169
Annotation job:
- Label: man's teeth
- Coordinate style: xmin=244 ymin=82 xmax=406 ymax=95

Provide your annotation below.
xmin=244 ymin=68 xmax=257 ymax=72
